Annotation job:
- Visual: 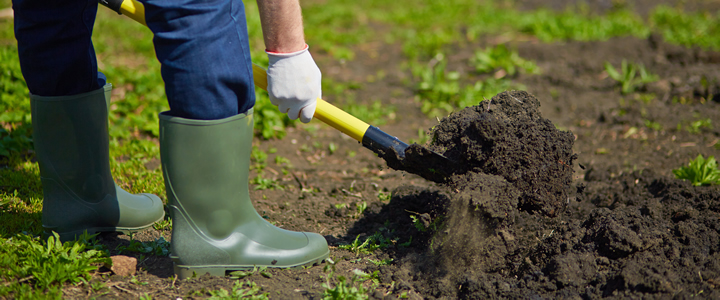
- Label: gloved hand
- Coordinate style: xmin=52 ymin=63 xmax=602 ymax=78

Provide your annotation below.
xmin=266 ymin=45 xmax=321 ymax=123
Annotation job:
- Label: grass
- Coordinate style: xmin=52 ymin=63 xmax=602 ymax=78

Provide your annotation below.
xmin=0 ymin=232 xmax=110 ymax=298
xmin=413 ymin=53 xmax=519 ymax=117
xmin=471 ymin=44 xmax=540 ymax=77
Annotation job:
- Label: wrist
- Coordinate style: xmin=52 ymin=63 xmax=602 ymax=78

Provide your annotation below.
xmin=266 ymin=44 xmax=309 ymax=57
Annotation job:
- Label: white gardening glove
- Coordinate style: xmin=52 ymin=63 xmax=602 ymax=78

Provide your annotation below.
xmin=266 ymin=45 xmax=321 ymax=123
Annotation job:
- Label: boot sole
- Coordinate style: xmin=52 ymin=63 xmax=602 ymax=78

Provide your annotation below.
xmin=172 ymin=251 xmax=329 ymax=280
xmin=46 ymin=213 xmax=166 ymax=242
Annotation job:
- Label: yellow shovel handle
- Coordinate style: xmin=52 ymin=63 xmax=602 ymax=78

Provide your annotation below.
xmin=112 ymin=0 xmax=370 ymax=142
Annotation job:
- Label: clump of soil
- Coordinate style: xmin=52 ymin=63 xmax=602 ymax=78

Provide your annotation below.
xmin=382 ymin=91 xmax=720 ymax=299
xmin=428 ymin=91 xmax=576 ymax=217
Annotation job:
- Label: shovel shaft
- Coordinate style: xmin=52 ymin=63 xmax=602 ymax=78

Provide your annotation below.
xmin=101 ymin=0 xmax=408 ymax=157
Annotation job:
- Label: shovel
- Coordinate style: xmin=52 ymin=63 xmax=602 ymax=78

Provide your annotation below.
xmin=100 ymin=0 xmax=458 ymax=182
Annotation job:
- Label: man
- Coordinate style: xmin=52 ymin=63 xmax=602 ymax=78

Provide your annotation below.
xmin=13 ymin=0 xmax=328 ymax=279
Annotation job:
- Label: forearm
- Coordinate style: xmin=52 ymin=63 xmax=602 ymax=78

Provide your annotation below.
xmin=257 ymin=0 xmax=306 ymax=53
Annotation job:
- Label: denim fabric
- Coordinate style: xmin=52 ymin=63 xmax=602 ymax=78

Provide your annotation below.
xmin=13 ymin=0 xmax=102 ymax=97
xmin=13 ymin=0 xmax=255 ymax=120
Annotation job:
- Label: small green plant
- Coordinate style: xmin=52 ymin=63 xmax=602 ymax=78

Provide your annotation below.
xmin=644 ymin=120 xmax=662 ymax=131
xmin=343 ymin=100 xmax=396 ymax=126
xmin=328 ymin=142 xmax=338 ymax=155
xmin=409 ymin=213 xmax=444 ymax=232
xmin=251 ymin=175 xmax=284 ymax=190
xmin=116 ymin=237 xmax=171 ymax=257
xmin=322 ymin=259 xmax=370 ymax=300
xmin=139 ymin=293 xmax=153 ymax=300
xmin=0 ymin=232 xmax=111 ymax=297
xmin=471 ymin=44 xmax=539 ymax=77
xmin=227 ymin=266 xmax=272 ymax=280
xmin=604 ymin=60 xmax=659 ymax=94
xmin=274 ymin=155 xmax=292 ymax=167
xmin=673 ymin=155 xmax=720 ymax=186
xmin=251 ymin=146 xmax=268 ymax=171
xmin=338 ymin=232 xmax=391 ymax=256
xmin=414 ymin=53 xmax=517 ymax=117
xmin=355 ymin=201 xmax=368 ymax=217
xmin=353 ymin=269 xmax=381 ymax=286
xmin=152 ymin=218 xmax=172 ymax=231
xmin=686 ymin=118 xmax=712 ymax=134
xmin=207 ymin=280 xmax=269 ymax=300
xmin=367 ymin=258 xmax=393 ymax=266
xmin=377 ymin=191 xmax=392 ymax=202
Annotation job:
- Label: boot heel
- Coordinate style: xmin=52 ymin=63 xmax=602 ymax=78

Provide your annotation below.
xmin=174 ymin=263 xmax=228 ymax=280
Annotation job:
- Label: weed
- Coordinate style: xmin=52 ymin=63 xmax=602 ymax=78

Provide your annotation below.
xmin=353 ymin=269 xmax=381 ymax=286
xmin=91 ymin=281 xmax=106 ymax=292
xmin=686 ymin=118 xmax=712 ymax=134
xmin=673 ymin=155 xmax=720 ymax=186
xmin=377 ymin=191 xmax=392 ymax=202
xmin=251 ymin=146 xmax=268 ymax=171
xmin=152 ymin=218 xmax=172 ymax=231
xmin=651 ymin=5 xmax=720 ymax=49
xmin=644 ymin=120 xmax=663 ymax=131
xmin=322 ymin=259 xmax=370 ymax=300
xmin=343 ymin=100 xmax=396 ymax=126
xmin=274 ymin=156 xmax=292 ymax=167
xmin=116 ymin=237 xmax=171 ymax=257
xmin=471 ymin=44 xmax=539 ymax=77
xmin=367 ymin=258 xmax=393 ymax=266
xmin=329 ymin=142 xmax=338 ymax=155
xmin=339 ymin=232 xmax=391 ymax=256
xmin=604 ymin=60 xmax=659 ymax=94
xmin=251 ymin=175 xmax=284 ymax=190
xmin=355 ymin=202 xmax=368 ymax=217
xmin=409 ymin=213 xmax=444 ymax=232
xmin=0 ymin=232 xmax=110 ymax=297
xmin=139 ymin=293 xmax=153 ymax=300
xmin=228 ymin=266 xmax=272 ymax=280
xmin=207 ymin=280 xmax=269 ymax=300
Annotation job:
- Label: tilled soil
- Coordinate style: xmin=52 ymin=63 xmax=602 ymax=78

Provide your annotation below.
xmin=377 ymin=92 xmax=720 ymax=299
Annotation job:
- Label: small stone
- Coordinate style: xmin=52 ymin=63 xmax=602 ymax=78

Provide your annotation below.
xmin=108 ymin=255 xmax=137 ymax=276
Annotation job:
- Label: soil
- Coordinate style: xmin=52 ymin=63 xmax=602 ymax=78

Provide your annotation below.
xmin=61 ymin=1 xmax=720 ymax=299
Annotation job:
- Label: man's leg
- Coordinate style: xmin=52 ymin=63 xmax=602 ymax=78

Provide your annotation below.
xmin=143 ymin=0 xmax=255 ymax=120
xmin=142 ymin=0 xmax=328 ymax=278
xmin=13 ymin=0 xmax=165 ymax=240
xmin=14 ymin=0 xmax=102 ymax=96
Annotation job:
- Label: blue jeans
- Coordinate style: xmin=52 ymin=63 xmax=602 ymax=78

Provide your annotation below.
xmin=13 ymin=0 xmax=255 ymax=120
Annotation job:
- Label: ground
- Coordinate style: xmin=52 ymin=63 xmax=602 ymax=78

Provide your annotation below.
xmin=4 ymin=0 xmax=720 ymax=299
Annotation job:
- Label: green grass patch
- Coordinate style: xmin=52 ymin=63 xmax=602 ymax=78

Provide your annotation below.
xmin=413 ymin=53 xmax=519 ymax=117
xmin=0 ymin=158 xmax=43 ymax=238
xmin=0 ymin=232 xmax=110 ymax=298
xmin=471 ymin=44 xmax=540 ymax=77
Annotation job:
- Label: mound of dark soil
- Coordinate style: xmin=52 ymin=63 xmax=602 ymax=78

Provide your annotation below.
xmin=380 ymin=91 xmax=720 ymax=299
xmin=429 ymin=91 xmax=576 ymax=217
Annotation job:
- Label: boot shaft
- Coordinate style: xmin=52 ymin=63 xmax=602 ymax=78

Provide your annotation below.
xmin=31 ymin=84 xmax=116 ymax=203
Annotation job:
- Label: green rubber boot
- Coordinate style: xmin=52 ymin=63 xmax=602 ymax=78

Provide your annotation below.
xmin=31 ymin=84 xmax=165 ymax=241
xmin=159 ymin=110 xmax=328 ymax=279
